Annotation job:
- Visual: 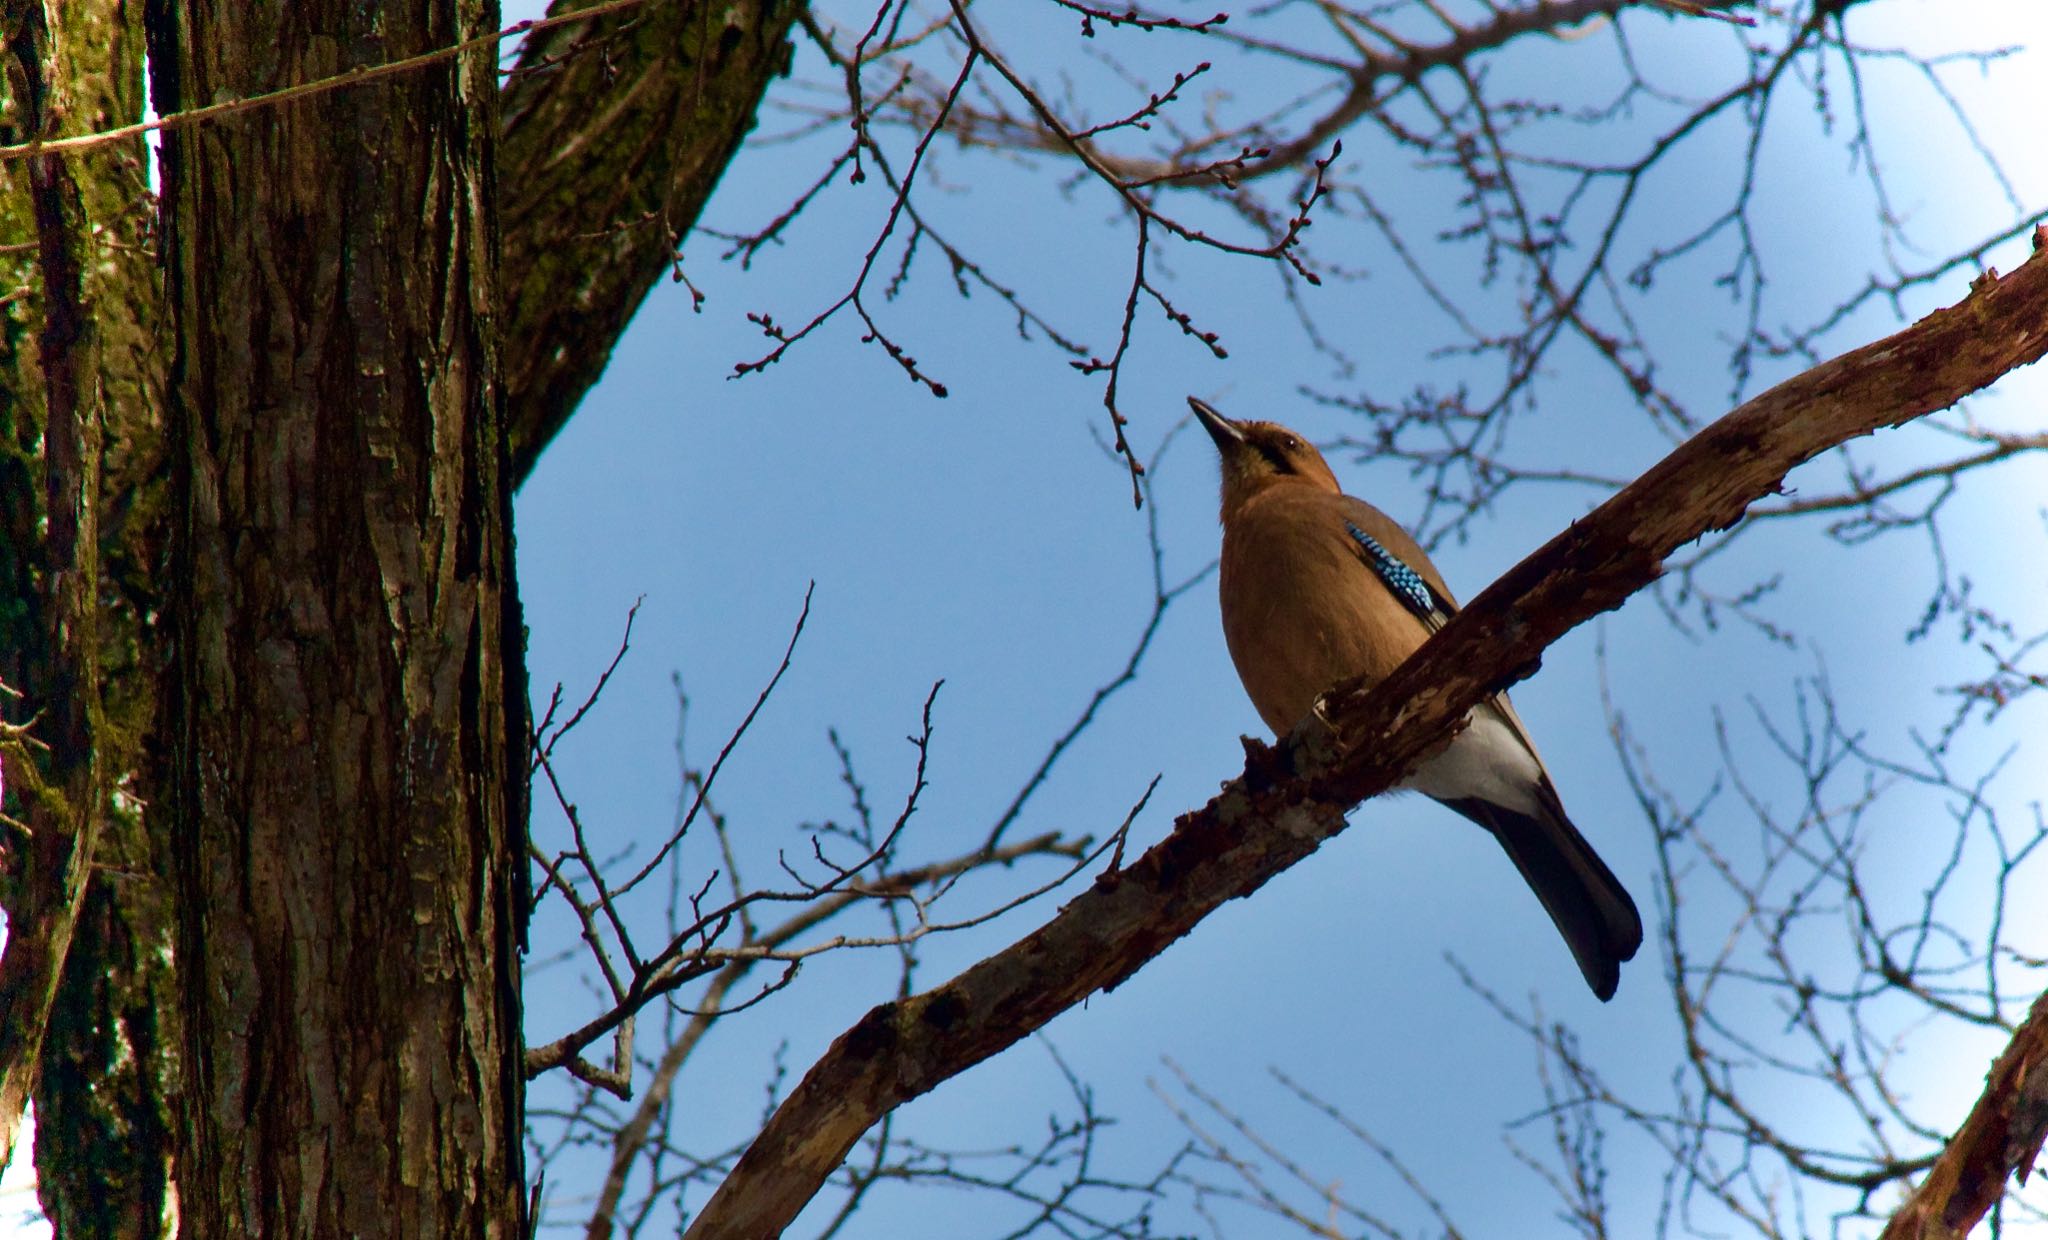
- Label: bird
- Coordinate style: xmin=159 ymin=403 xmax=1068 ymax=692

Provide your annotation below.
xmin=1189 ymin=396 xmax=1643 ymax=1000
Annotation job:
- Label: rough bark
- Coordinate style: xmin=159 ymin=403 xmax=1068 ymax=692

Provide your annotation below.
xmin=150 ymin=0 xmax=525 ymax=1232
xmin=0 ymin=0 xmax=797 ymax=1228
xmin=1877 ymin=986 xmax=2048 ymax=1240
xmin=0 ymin=0 xmax=108 ymax=1180
xmin=498 ymin=0 xmax=800 ymax=484
xmin=680 ymin=233 xmax=2048 ymax=1239
xmin=0 ymin=2 xmax=180 ymax=1232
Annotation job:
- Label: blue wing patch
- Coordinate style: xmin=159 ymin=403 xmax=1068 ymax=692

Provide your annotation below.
xmin=1345 ymin=522 xmax=1443 ymax=624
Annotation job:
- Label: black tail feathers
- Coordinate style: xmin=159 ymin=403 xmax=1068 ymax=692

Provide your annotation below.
xmin=1441 ymin=787 xmax=1643 ymax=1001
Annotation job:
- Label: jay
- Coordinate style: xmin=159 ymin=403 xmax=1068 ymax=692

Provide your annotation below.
xmin=1191 ymin=397 xmax=1643 ymax=1000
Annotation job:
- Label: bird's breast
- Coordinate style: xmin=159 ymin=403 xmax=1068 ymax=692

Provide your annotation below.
xmin=1218 ymin=503 xmax=1432 ymax=736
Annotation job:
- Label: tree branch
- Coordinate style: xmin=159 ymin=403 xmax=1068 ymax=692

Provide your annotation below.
xmin=679 ymin=229 xmax=2048 ymax=1238
xmin=499 ymin=0 xmax=805 ymax=485
xmin=1878 ymin=986 xmax=2048 ymax=1240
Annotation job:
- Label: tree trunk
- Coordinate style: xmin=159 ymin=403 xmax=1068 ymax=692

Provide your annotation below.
xmin=0 ymin=106 xmax=104 ymax=1218
xmin=150 ymin=0 xmax=526 ymax=1231
xmin=2 ymin=0 xmax=799 ymax=1227
xmin=0 ymin=0 xmax=162 ymax=1215
xmin=0 ymin=3 xmax=181 ymax=1233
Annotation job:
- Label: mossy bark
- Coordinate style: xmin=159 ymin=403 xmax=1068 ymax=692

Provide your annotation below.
xmin=0 ymin=0 xmax=801 ymax=1231
xmin=1 ymin=1 xmax=174 ymax=1231
xmin=499 ymin=0 xmax=801 ymax=482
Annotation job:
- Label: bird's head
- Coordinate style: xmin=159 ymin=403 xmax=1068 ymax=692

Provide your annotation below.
xmin=1188 ymin=397 xmax=1341 ymax=521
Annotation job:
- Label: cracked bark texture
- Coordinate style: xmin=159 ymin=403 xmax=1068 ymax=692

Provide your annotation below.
xmin=1 ymin=0 xmax=798 ymax=1231
xmin=150 ymin=0 xmax=526 ymax=1232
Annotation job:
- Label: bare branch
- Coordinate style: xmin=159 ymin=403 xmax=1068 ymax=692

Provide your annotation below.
xmin=1877 ymin=987 xmax=2048 ymax=1240
xmin=678 ymin=223 xmax=2048 ymax=1240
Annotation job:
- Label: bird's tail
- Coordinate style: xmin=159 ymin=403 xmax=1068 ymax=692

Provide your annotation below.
xmin=1442 ymin=785 xmax=1644 ymax=1001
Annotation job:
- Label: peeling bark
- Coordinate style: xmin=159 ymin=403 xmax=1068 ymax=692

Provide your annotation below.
xmin=1877 ymin=987 xmax=2048 ymax=1240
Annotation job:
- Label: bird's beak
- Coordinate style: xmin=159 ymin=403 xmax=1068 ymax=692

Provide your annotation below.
xmin=1188 ymin=397 xmax=1244 ymax=452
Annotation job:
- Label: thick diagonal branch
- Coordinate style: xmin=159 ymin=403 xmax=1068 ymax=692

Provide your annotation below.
xmin=680 ymin=235 xmax=2048 ymax=1238
xmin=1876 ymin=987 xmax=2048 ymax=1240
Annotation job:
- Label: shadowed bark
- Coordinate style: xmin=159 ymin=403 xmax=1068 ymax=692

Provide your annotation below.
xmin=0 ymin=0 xmax=801 ymax=1229
xmin=0 ymin=4 xmax=180 ymax=1233
xmin=0 ymin=0 xmax=111 ymax=1186
xmin=499 ymin=0 xmax=801 ymax=484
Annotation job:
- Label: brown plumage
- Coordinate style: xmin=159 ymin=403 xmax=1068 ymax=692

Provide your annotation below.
xmin=1192 ymin=396 xmax=1643 ymax=1000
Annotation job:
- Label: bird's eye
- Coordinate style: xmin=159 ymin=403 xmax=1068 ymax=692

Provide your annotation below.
xmin=1281 ymin=437 xmax=1303 ymax=453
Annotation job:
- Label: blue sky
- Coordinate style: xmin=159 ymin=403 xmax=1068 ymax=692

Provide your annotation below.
xmin=4 ymin=4 xmax=2046 ymax=1237
xmin=501 ymin=4 xmax=2048 ymax=1236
